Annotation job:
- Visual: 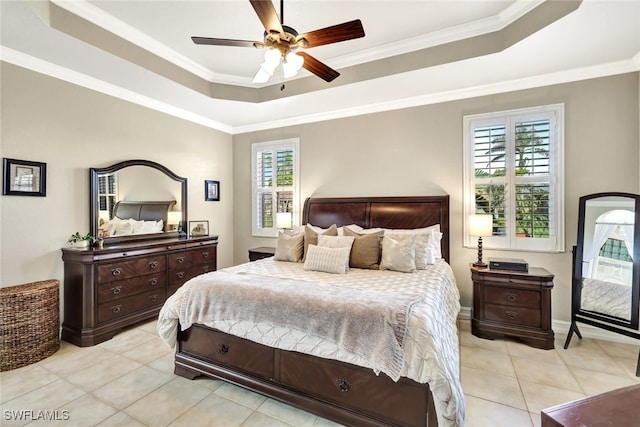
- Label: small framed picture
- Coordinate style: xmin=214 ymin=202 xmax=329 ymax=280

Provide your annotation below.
xmin=189 ymin=220 xmax=209 ymax=237
xmin=205 ymin=180 xmax=220 ymax=201
xmin=2 ymin=158 xmax=47 ymax=197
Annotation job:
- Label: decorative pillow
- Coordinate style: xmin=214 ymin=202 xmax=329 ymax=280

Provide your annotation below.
xmin=140 ymin=219 xmax=164 ymax=233
xmin=317 ymin=235 xmax=354 ymax=271
xmin=99 ymin=220 xmax=116 ymax=237
xmin=113 ymin=221 xmax=133 ymax=236
xmin=303 ymin=244 xmax=351 ymax=274
xmin=343 ymin=227 xmax=384 ymax=269
xmin=380 ymin=235 xmax=416 ymax=273
xmin=385 ymin=224 xmax=442 ymax=259
xmin=317 ymin=235 xmax=355 ymax=249
xmin=274 ymin=231 xmax=305 ymax=262
xmin=129 ymin=219 xmax=146 ymax=234
xmin=386 ymin=232 xmax=432 ymax=269
xmin=303 ymin=224 xmax=338 ymax=260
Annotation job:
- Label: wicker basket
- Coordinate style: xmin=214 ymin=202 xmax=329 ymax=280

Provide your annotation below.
xmin=0 ymin=279 xmax=60 ymax=371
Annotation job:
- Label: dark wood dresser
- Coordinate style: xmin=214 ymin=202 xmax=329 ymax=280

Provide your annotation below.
xmin=471 ymin=265 xmax=555 ymax=349
xmin=61 ymin=235 xmax=218 ymax=346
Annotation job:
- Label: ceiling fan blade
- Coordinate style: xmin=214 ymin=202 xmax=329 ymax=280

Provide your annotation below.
xmin=298 ymin=19 xmax=365 ymax=48
xmin=191 ymin=37 xmax=257 ymax=48
xmin=249 ymin=0 xmax=283 ymax=34
xmin=297 ymin=52 xmax=339 ymax=82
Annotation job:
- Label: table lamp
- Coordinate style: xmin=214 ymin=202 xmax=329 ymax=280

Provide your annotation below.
xmin=276 ymin=212 xmax=292 ymax=231
xmin=469 ymin=214 xmax=493 ymax=267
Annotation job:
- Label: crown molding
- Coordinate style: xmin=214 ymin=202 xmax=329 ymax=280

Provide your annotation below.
xmin=233 ymin=57 xmax=639 ymax=134
xmin=3 ymin=45 xmax=638 ymax=136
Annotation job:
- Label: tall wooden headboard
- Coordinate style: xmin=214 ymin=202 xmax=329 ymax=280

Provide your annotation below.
xmin=302 ymin=195 xmax=450 ymax=262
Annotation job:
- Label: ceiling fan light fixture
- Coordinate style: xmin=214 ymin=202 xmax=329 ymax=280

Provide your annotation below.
xmin=252 ymin=49 xmax=281 ymax=83
xmin=282 ymin=52 xmax=304 ymax=78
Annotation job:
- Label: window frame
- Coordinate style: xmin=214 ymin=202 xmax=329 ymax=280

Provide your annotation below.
xmin=463 ymin=104 xmax=565 ymax=253
xmin=251 ymin=138 xmax=300 ymax=238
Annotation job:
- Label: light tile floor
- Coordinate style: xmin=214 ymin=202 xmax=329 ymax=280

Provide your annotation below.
xmin=1 ymin=320 xmax=639 ymax=426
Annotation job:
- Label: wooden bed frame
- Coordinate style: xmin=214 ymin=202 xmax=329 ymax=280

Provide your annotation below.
xmin=173 ymin=195 xmax=450 ymax=427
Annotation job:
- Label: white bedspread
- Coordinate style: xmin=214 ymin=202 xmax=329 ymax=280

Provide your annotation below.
xmin=158 ymin=258 xmax=465 ymax=427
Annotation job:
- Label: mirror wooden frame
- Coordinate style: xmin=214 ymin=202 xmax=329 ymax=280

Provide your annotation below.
xmin=565 ymin=192 xmax=640 ymax=376
xmin=89 ymin=160 xmax=188 ymax=245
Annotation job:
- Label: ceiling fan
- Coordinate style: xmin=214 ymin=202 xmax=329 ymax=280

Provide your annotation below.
xmin=191 ymin=0 xmax=365 ymax=83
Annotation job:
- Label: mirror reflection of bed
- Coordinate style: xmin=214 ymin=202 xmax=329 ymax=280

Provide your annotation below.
xmin=581 ymin=208 xmax=635 ymax=321
xmin=565 ymin=192 xmax=640 ymax=378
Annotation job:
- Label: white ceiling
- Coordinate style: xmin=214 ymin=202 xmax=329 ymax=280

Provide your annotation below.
xmin=1 ymin=0 xmax=639 ymax=134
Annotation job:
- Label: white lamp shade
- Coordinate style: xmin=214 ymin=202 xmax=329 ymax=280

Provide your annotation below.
xmin=276 ymin=212 xmax=292 ymax=229
xmin=469 ymin=214 xmax=493 ymax=237
xmin=167 ymin=211 xmax=181 ymax=225
xmin=98 ymin=210 xmax=110 ymax=224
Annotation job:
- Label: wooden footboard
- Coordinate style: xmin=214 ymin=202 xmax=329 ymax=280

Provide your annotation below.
xmin=175 ymin=324 xmax=438 ymax=427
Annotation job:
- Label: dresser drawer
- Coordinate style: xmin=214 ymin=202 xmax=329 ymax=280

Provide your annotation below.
xmin=98 ymin=288 xmax=166 ymax=323
xmin=168 ymin=247 xmax=216 ymax=270
xmin=179 ymin=326 xmax=274 ymax=380
xmin=484 ymin=286 xmax=540 ymax=308
xmin=484 ymin=304 xmax=541 ymax=328
xmin=169 ymin=262 xmax=216 ymax=286
xmin=97 ymin=274 xmax=166 ymax=304
xmin=279 ymin=350 xmax=427 ymax=426
xmin=97 ymin=256 xmax=166 ymax=284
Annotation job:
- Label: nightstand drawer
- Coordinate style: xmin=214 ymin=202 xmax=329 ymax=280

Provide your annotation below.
xmin=484 ymin=304 xmax=541 ymax=328
xmin=484 ymin=286 xmax=540 ymax=308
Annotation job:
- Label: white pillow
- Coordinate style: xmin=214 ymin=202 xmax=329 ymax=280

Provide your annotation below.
xmin=128 ymin=219 xmax=145 ymax=234
xmin=303 ymin=244 xmax=351 ymax=274
xmin=274 ymin=231 xmax=304 ymax=262
xmin=386 ymin=232 xmax=434 ymax=269
xmin=99 ymin=220 xmax=116 ymax=237
xmin=317 ymin=235 xmax=355 ymax=271
xmin=384 ymin=225 xmax=442 ymax=259
xmin=113 ymin=221 xmax=133 ymax=236
xmin=317 ymin=235 xmax=355 ymax=249
xmin=380 ymin=235 xmax=416 ymax=273
xmin=140 ymin=219 xmax=163 ymax=233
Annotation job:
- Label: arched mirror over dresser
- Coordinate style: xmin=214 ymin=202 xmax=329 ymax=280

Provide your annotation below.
xmin=90 ymin=159 xmax=188 ymax=244
xmin=61 ymin=160 xmax=218 ymax=346
xmin=564 ymin=192 xmax=640 ymax=376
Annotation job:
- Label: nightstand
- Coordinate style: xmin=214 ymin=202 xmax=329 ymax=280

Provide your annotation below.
xmin=248 ymin=246 xmax=276 ymax=262
xmin=471 ymin=265 xmax=555 ymax=350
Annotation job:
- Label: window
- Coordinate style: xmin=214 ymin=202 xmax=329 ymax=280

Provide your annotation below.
xmin=97 ymin=173 xmax=117 ymax=219
xmin=463 ymin=104 xmax=564 ymax=252
xmin=252 ymin=138 xmax=300 ymax=237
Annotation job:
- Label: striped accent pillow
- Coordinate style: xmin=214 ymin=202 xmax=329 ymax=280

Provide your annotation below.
xmin=303 ymin=244 xmax=351 ymax=274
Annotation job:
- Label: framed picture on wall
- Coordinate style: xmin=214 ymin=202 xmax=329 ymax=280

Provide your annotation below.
xmin=189 ymin=220 xmax=209 ymax=237
xmin=2 ymin=158 xmax=47 ymax=197
xmin=205 ymin=180 xmax=220 ymax=201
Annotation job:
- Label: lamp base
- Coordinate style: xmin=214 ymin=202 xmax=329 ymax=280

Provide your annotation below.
xmin=473 ymin=261 xmax=488 ymax=268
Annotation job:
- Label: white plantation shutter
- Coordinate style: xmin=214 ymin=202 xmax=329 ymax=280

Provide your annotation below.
xmin=463 ymin=105 xmax=564 ymax=252
xmin=252 ymin=139 xmax=299 ymax=237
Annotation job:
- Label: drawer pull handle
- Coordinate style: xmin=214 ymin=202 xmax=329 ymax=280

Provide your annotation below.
xmin=337 ymin=379 xmax=350 ymax=393
xmin=202 ymin=252 xmax=209 ymax=258
xmin=111 ymin=286 xmax=122 ymax=295
xmin=177 ymin=272 xmax=184 ymax=279
xmin=148 ymin=295 xmax=158 ymax=302
xmin=149 ymin=278 xmax=158 ymax=286
xmin=218 ymin=344 xmax=229 ymax=354
xmin=149 ymin=261 xmax=159 ymax=269
xmin=506 ymin=311 xmax=517 ymax=320
xmin=177 ymin=256 xmax=185 ymax=264
xmin=203 ymin=266 xmax=209 ymax=273
xmin=111 ymin=305 xmax=122 ymax=313
xmin=506 ymin=293 xmax=517 ymax=302
xmin=111 ymin=268 xmax=122 ymax=276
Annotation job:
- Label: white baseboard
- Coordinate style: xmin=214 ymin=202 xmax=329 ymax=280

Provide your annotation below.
xmin=458 ymin=305 xmax=639 ymax=346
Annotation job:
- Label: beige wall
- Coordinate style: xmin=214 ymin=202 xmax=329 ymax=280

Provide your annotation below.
xmin=0 ymin=63 xmax=234 ymax=292
xmin=233 ymin=72 xmax=640 ymax=322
